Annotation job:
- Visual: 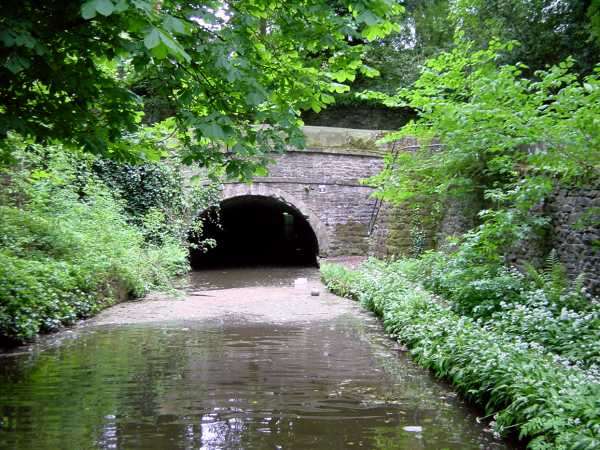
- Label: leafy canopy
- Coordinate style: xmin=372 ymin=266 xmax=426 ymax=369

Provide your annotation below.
xmin=450 ymin=0 xmax=600 ymax=76
xmin=319 ymin=0 xmax=600 ymax=122
xmin=0 ymin=0 xmax=401 ymax=177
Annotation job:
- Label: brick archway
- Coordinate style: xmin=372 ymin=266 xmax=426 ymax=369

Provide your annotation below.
xmin=220 ymin=183 xmax=330 ymax=256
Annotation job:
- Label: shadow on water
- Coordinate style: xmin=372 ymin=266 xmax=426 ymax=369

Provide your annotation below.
xmin=183 ymin=266 xmax=321 ymax=292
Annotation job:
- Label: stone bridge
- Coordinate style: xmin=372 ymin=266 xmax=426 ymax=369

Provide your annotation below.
xmin=193 ymin=126 xmax=393 ymax=266
xmin=220 ymin=126 xmax=391 ymax=257
xmin=190 ymin=125 xmax=600 ymax=298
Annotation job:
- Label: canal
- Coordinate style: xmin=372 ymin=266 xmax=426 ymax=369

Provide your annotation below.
xmin=0 ymin=268 xmax=512 ymax=449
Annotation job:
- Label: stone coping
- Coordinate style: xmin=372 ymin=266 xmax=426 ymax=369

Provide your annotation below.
xmin=299 ymin=125 xmax=392 ymax=156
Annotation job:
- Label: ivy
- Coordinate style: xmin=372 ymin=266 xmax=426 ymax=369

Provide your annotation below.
xmin=92 ymin=157 xmax=219 ymax=246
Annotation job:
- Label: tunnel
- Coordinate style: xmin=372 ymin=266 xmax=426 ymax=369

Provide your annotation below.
xmin=189 ymin=195 xmax=319 ymax=269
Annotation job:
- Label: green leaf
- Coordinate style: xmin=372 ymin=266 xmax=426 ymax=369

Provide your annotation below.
xmin=4 ymin=55 xmax=30 ymax=74
xmin=328 ymin=82 xmax=350 ymax=93
xmin=254 ymin=166 xmax=268 ymax=177
xmin=330 ymin=70 xmax=355 ymax=82
xmin=114 ymin=0 xmax=128 ymax=13
xmin=362 ymin=25 xmax=382 ymax=41
xmin=163 ymin=16 xmax=189 ymax=35
xmin=159 ymin=32 xmax=191 ymax=62
xmin=81 ymin=0 xmax=114 ymax=19
xmin=246 ymin=92 xmax=264 ymax=106
xmin=81 ymin=1 xmax=97 ymax=19
xmin=95 ymin=0 xmax=115 ymax=16
xmin=143 ymin=28 xmax=191 ymax=62
xmin=360 ymin=64 xmax=380 ymax=78
xmin=151 ymin=42 xmax=168 ymax=59
xmin=321 ymin=94 xmax=335 ymax=104
xmin=358 ymin=10 xmax=379 ymax=26
xmin=144 ymin=28 xmax=160 ymax=49
xmin=225 ymin=160 xmax=240 ymax=178
xmin=198 ymin=123 xmax=225 ymax=140
xmin=0 ymin=30 xmax=16 ymax=47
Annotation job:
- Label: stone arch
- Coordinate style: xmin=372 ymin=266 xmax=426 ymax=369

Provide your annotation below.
xmin=220 ymin=182 xmax=329 ymax=256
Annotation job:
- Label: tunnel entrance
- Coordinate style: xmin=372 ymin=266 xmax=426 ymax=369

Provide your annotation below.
xmin=190 ymin=195 xmax=319 ymax=269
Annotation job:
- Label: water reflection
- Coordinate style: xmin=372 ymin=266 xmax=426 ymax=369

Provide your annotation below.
xmin=0 ymin=316 xmax=512 ymax=449
xmin=182 ymin=266 xmax=320 ymax=291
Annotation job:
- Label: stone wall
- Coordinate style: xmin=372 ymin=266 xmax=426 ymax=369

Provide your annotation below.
xmin=302 ymin=104 xmax=415 ymax=130
xmin=548 ymin=183 xmax=600 ymax=297
xmin=371 ymin=182 xmax=600 ymax=296
xmin=369 ymin=201 xmax=438 ymax=259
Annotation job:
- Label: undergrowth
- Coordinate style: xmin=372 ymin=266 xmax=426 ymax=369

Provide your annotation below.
xmin=321 ymin=258 xmax=600 ymax=449
xmin=0 ymin=137 xmax=190 ymax=342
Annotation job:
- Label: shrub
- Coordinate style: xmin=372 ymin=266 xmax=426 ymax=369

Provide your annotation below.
xmin=0 ymin=137 xmax=190 ymax=342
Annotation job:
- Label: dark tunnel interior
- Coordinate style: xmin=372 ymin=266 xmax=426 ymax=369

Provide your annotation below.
xmin=189 ymin=196 xmax=319 ymax=269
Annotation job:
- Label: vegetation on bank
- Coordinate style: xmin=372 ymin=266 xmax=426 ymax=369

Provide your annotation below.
xmin=321 ymin=257 xmax=600 ymax=449
xmin=0 ymin=136 xmax=217 ymax=343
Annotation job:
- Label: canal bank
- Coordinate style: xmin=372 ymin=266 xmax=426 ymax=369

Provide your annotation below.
xmin=321 ymin=260 xmax=600 ymax=449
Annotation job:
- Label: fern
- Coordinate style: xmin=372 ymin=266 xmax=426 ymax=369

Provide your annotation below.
xmin=546 ymin=250 xmax=568 ymax=300
xmin=524 ymin=250 xmax=572 ymax=303
xmin=523 ymin=261 xmax=546 ymax=290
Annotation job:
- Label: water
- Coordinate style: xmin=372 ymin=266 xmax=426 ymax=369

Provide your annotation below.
xmin=0 ymin=269 xmax=514 ymax=449
xmin=183 ymin=267 xmax=320 ymax=291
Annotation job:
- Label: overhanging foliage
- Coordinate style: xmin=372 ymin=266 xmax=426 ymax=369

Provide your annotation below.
xmin=1 ymin=0 xmax=400 ymax=177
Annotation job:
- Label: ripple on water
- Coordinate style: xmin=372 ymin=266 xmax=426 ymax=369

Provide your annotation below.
xmin=0 ymin=316 xmax=516 ymax=450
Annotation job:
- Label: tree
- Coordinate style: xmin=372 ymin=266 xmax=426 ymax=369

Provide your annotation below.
xmin=365 ymin=41 xmax=600 ymax=257
xmin=316 ymin=0 xmax=600 ymax=124
xmin=356 ymin=0 xmax=453 ymax=94
xmin=301 ymin=0 xmax=452 ymax=129
xmin=0 ymin=0 xmax=401 ymax=177
xmin=450 ymin=0 xmax=600 ymax=76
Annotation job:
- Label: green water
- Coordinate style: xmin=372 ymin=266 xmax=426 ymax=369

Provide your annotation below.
xmin=0 ymin=270 xmax=514 ymax=449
